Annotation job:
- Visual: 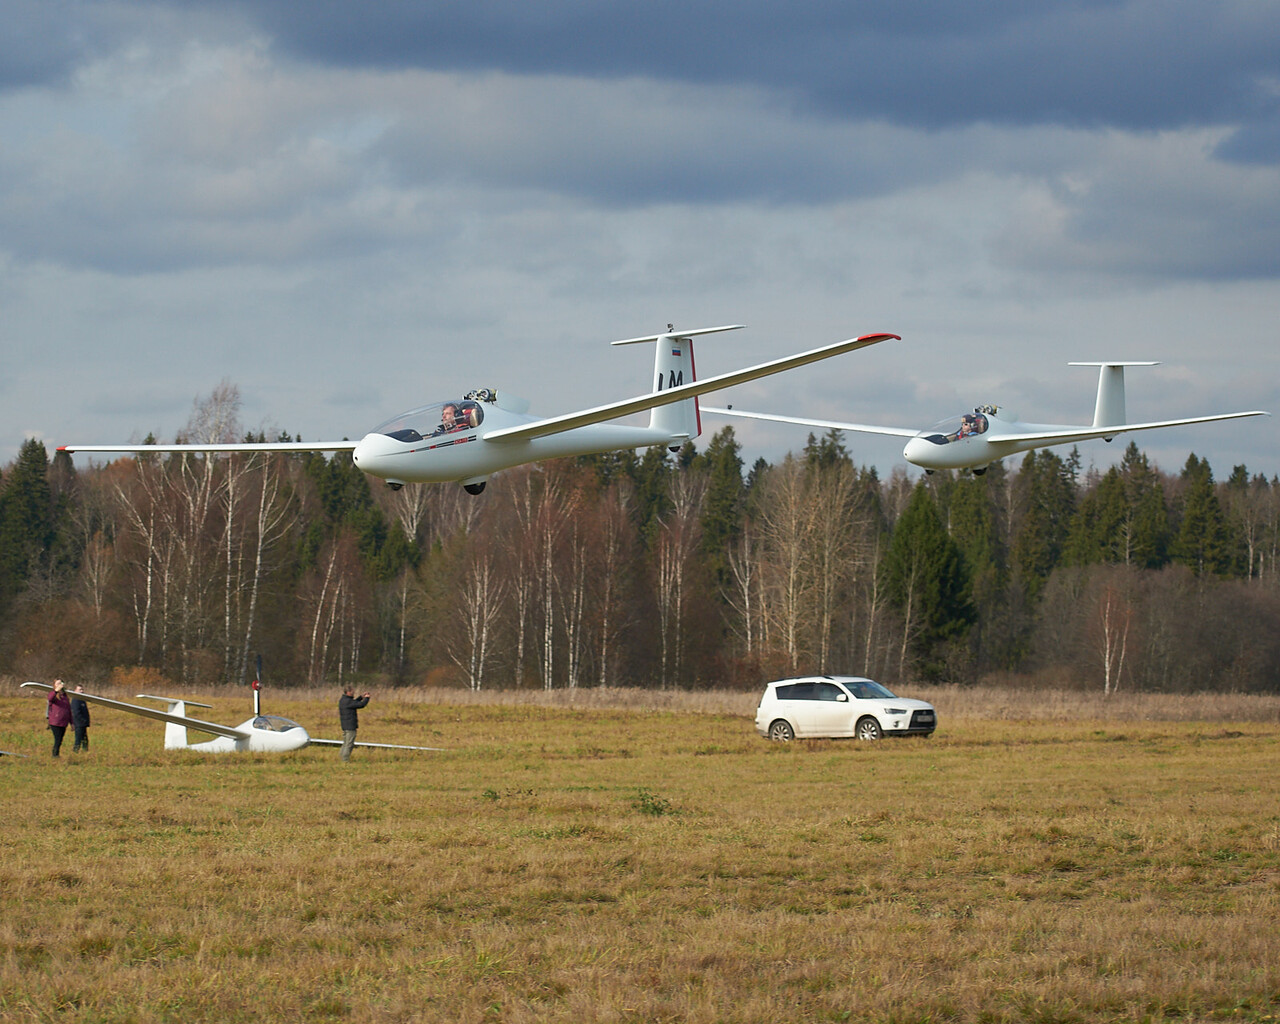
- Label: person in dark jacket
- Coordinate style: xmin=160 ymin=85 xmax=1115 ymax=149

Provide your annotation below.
xmin=338 ymin=685 xmax=371 ymax=762
xmin=46 ymin=679 xmax=72 ymax=757
xmin=70 ymin=685 xmax=91 ymax=753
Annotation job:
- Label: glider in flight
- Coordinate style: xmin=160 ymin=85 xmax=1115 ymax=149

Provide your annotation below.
xmin=705 ymin=362 xmax=1267 ymax=474
xmin=60 ymin=325 xmax=899 ymax=493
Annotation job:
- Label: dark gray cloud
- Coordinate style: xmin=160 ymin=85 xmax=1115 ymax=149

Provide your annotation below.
xmin=147 ymin=0 xmax=1280 ymax=134
xmin=0 ymin=1 xmax=148 ymax=89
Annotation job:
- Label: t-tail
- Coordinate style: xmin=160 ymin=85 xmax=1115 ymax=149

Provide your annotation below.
xmin=612 ymin=324 xmax=745 ymax=444
xmin=136 ymin=693 xmax=214 ymax=749
xmin=1069 ymin=361 xmax=1158 ymax=431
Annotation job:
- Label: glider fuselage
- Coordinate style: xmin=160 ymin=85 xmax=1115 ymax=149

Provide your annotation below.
xmin=352 ymin=401 xmax=678 ymax=484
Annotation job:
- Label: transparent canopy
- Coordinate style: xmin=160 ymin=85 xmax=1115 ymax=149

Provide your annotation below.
xmin=919 ymin=409 xmax=991 ymax=445
xmin=252 ymin=715 xmax=302 ymax=733
xmin=372 ymin=399 xmax=485 ymax=442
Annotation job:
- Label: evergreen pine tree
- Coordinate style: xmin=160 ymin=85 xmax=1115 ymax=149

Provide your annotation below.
xmin=693 ymin=428 xmax=745 ymax=590
xmin=0 ymin=439 xmax=55 ymax=613
xmin=879 ymin=481 xmax=974 ymax=679
xmin=1173 ymin=454 xmax=1233 ymax=576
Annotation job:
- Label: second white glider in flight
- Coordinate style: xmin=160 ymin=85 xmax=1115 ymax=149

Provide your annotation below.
xmin=705 ymin=362 xmax=1267 ymax=473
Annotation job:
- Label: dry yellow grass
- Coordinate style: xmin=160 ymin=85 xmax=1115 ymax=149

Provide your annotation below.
xmin=1 ymin=685 xmax=1278 ymax=1023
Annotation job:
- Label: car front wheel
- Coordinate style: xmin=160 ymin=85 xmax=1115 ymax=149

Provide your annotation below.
xmin=856 ymin=716 xmax=883 ymax=741
xmin=768 ymin=720 xmax=795 ymax=742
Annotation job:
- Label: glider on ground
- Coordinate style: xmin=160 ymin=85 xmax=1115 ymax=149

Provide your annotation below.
xmin=60 ymin=326 xmax=898 ymax=493
xmin=705 ymin=362 xmax=1267 ymax=474
xmin=20 ymin=681 xmax=440 ymax=754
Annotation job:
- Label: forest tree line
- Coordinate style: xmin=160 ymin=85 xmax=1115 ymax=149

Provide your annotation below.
xmin=2 ymin=384 xmax=1279 ymax=694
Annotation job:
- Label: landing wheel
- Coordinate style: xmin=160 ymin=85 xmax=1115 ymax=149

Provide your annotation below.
xmin=463 ymin=481 xmax=487 ymax=495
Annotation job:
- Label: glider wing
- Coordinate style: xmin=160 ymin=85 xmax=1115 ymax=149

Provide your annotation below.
xmin=701 ymin=406 xmax=919 ymax=439
xmin=997 ymin=410 xmax=1269 ymax=446
xmin=481 ymin=333 xmax=899 ymax=444
xmin=19 ymin=682 xmax=249 ymax=740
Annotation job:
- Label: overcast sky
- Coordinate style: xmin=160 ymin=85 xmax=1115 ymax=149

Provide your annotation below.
xmin=3 ymin=0 xmax=1278 ymax=482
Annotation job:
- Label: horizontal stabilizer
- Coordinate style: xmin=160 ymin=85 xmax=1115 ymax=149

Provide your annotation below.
xmin=702 ymin=406 xmax=919 ymax=439
xmin=610 ymin=324 xmax=745 ymax=346
xmin=137 ymin=693 xmax=213 ymax=710
xmin=484 ymin=332 xmax=898 ymax=444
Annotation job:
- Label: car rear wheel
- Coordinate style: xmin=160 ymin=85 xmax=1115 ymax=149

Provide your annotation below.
xmin=856 ymin=716 xmax=883 ymax=741
xmin=768 ymin=720 xmax=794 ymax=742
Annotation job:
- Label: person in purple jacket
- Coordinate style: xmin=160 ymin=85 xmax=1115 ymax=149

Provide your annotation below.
xmin=46 ymin=679 xmax=72 ymax=757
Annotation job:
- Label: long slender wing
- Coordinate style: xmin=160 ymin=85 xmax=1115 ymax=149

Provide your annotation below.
xmin=701 ymin=406 xmax=919 ymax=439
xmin=308 ymin=738 xmax=445 ymax=752
xmin=997 ymin=411 xmax=1269 ymax=445
xmin=0 ymin=749 xmax=29 ymax=758
xmin=59 ymin=441 xmax=358 ymax=454
xmin=482 ymin=333 xmax=899 ymax=444
xmin=19 ymin=682 xmax=249 ymax=740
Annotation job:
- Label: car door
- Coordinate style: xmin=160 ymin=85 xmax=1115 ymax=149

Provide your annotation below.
xmin=809 ymin=681 xmax=854 ymax=737
xmin=775 ymin=682 xmax=816 ymax=735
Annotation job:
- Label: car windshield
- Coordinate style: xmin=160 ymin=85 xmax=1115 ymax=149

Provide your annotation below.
xmin=842 ymin=680 xmax=896 ymax=700
xmin=918 ymin=409 xmax=991 ymax=446
xmin=372 ymin=399 xmax=485 ymax=442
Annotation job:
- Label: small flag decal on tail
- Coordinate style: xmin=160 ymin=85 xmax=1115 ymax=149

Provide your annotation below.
xmin=672 ymin=348 xmax=681 ymax=357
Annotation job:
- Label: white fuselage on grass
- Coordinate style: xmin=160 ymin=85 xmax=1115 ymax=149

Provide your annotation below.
xmin=19 ymin=683 xmax=440 ymax=754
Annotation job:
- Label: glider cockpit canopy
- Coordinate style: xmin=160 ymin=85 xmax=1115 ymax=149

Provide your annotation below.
xmin=372 ymin=394 xmax=490 ymax=443
xmin=919 ymin=407 xmax=995 ymax=445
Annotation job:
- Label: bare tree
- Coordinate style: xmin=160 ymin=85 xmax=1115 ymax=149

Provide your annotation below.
xmin=594 ymin=481 xmax=635 ymax=687
xmin=235 ymin=453 xmax=296 ymax=685
xmin=724 ymin=520 xmax=762 ymax=658
xmin=654 ymin=470 xmax=706 ymax=686
xmin=1095 ymin=582 xmax=1132 ymax=696
xmin=807 ymin=461 xmax=859 ymax=670
xmin=755 ymin=458 xmax=812 ymax=670
xmin=447 ymin=540 xmax=506 ymax=690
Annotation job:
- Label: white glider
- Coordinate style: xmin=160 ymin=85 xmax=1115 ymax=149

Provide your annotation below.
xmin=60 ymin=326 xmax=898 ymax=494
xmin=20 ymin=682 xmax=440 ymax=754
xmin=705 ymin=362 xmax=1268 ymax=473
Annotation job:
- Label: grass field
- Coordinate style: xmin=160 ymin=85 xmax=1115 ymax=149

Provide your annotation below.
xmin=2 ymin=683 xmax=1279 ymax=1023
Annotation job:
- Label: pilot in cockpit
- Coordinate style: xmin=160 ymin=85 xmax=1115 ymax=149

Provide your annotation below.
xmin=432 ymin=403 xmax=462 ymax=436
xmin=431 ymin=401 xmax=483 ymax=437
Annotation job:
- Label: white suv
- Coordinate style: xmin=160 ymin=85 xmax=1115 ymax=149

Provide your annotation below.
xmin=755 ymin=676 xmax=936 ymax=741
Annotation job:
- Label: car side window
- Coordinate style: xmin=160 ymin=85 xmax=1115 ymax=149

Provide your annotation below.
xmin=815 ymin=682 xmax=845 ymax=702
xmin=776 ymin=683 xmax=815 ymax=700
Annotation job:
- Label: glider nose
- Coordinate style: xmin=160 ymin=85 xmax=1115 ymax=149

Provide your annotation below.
xmin=352 ymin=432 xmax=402 ymax=478
xmin=902 ymin=434 xmax=934 ymax=468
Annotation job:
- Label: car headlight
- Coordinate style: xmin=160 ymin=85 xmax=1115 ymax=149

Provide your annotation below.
xmin=885 ymin=707 xmax=907 ymax=715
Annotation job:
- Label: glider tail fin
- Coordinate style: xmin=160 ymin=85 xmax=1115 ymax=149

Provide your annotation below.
xmin=1070 ymin=361 xmax=1159 ymax=429
xmin=611 ymin=325 xmax=745 ymax=445
xmin=137 ymin=693 xmax=213 ymax=750
xmin=650 ymin=328 xmax=700 ymax=442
